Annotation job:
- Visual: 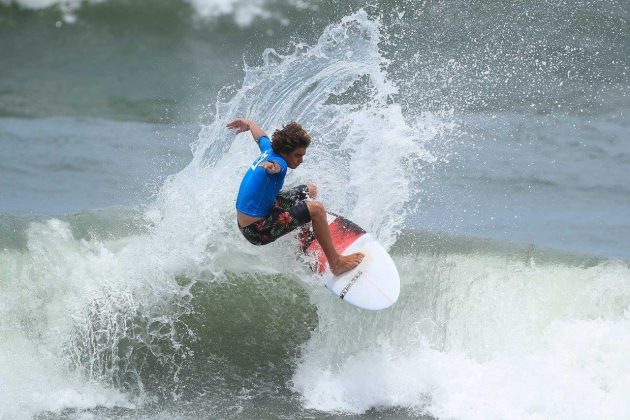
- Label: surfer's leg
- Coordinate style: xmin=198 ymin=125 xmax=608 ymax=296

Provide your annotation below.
xmin=306 ymin=201 xmax=363 ymax=276
xmin=240 ymin=197 xmax=312 ymax=245
xmin=306 ymin=183 xmax=317 ymax=198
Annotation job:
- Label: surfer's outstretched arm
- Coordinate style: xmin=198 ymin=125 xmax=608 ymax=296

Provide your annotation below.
xmin=226 ymin=118 xmax=267 ymax=142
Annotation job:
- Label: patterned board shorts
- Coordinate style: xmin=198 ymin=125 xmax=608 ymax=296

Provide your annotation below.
xmin=239 ymin=185 xmax=312 ymax=246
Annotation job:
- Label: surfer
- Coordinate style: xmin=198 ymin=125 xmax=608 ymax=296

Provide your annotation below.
xmin=228 ymin=118 xmax=363 ymax=275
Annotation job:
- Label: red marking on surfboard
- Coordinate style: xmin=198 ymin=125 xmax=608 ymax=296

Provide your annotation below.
xmin=299 ymin=214 xmax=366 ymax=273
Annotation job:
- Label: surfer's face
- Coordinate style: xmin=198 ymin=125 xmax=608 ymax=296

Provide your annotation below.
xmin=282 ymin=146 xmax=307 ymax=169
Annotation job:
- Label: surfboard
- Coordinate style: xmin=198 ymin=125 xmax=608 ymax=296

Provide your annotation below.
xmin=298 ymin=212 xmax=400 ymax=310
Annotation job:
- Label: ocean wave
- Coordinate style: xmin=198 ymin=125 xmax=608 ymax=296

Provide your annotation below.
xmin=1 ymin=209 xmax=628 ymax=418
xmin=0 ymin=10 xmax=439 ymax=417
xmin=2 ymin=207 xmax=628 ymax=418
xmin=293 ymin=238 xmax=630 ymax=418
xmin=1 ymin=6 xmax=628 ymax=419
xmin=1 ymin=0 xmax=318 ymax=26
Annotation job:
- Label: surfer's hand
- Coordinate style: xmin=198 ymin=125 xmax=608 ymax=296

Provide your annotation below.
xmin=259 ymin=161 xmax=281 ymax=174
xmin=226 ymin=118 xmax=250 ymax=134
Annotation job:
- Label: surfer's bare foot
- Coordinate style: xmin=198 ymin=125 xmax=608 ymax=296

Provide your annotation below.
xmin=330 ymin=252 xmax=364 ymax=276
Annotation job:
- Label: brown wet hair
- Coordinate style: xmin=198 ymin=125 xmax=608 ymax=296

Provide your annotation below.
xmin=271 ymin=122 xmax=311 ymax=154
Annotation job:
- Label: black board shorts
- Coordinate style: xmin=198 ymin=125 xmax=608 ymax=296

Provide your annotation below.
xmin=239 ymin=185 xmax=312 ymax=245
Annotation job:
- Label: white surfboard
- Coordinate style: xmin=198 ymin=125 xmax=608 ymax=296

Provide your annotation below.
xmin=298 ymin=212 xmax=400 ymax=310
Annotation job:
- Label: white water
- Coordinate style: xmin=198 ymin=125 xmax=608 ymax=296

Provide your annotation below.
xmin=293 ymin=253 xmax=630 ymax=419
xmin=2 ymin=0 xmax=317 ymax=26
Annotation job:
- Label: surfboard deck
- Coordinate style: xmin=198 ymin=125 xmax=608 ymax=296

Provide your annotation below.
xmin=298 ymin=212 xmax=400 ymax=310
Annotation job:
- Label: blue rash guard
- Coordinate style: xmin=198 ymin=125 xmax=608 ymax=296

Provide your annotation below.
xmin=236 ymin=136 xmax=288 ymax=217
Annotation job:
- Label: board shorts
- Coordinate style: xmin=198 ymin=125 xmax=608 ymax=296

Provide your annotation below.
xmin=239 ymin=185 xmax=312 ymax=246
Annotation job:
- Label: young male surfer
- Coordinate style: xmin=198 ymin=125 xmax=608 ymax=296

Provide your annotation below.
xmin=228 ymin=118 xmax=363 ymax=275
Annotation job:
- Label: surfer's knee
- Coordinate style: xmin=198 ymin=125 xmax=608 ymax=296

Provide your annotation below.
xmin=306 ymin=183 xmax=317 ymax=198
xmin=306 ymin=200 xmax=325 ymax=219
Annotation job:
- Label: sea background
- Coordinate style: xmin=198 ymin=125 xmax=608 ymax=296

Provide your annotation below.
xmin=0 ymin=0 xmax=629 ymax=419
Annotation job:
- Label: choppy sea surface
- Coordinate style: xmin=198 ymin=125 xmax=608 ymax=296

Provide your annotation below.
xmin=1 ymin=1 xmax=629 ymax=419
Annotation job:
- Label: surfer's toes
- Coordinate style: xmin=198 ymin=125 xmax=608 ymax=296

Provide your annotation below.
xmin=331 ymin=252 xmax=364 ymax=276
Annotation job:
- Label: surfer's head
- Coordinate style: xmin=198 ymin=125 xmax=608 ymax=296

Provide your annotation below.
xmin=272 ymin=122 xmax=311 ymax=169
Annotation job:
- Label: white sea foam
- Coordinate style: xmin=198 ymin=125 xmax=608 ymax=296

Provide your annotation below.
xmin=293 ymin=254 xmax=630 ymax=419
xmin=2 ymin=0 xmax=317 ymax=26
xmin=0 ymin=220 xmax=134 ymax=418
xmin=188 ymin=0 xmax=292 ymax=27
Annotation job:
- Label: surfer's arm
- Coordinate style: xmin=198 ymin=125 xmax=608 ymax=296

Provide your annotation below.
xmin=226 ymin=118 xmax=267 ymax=142
xmin=258 ymin=161 xmax=281 ymax=174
